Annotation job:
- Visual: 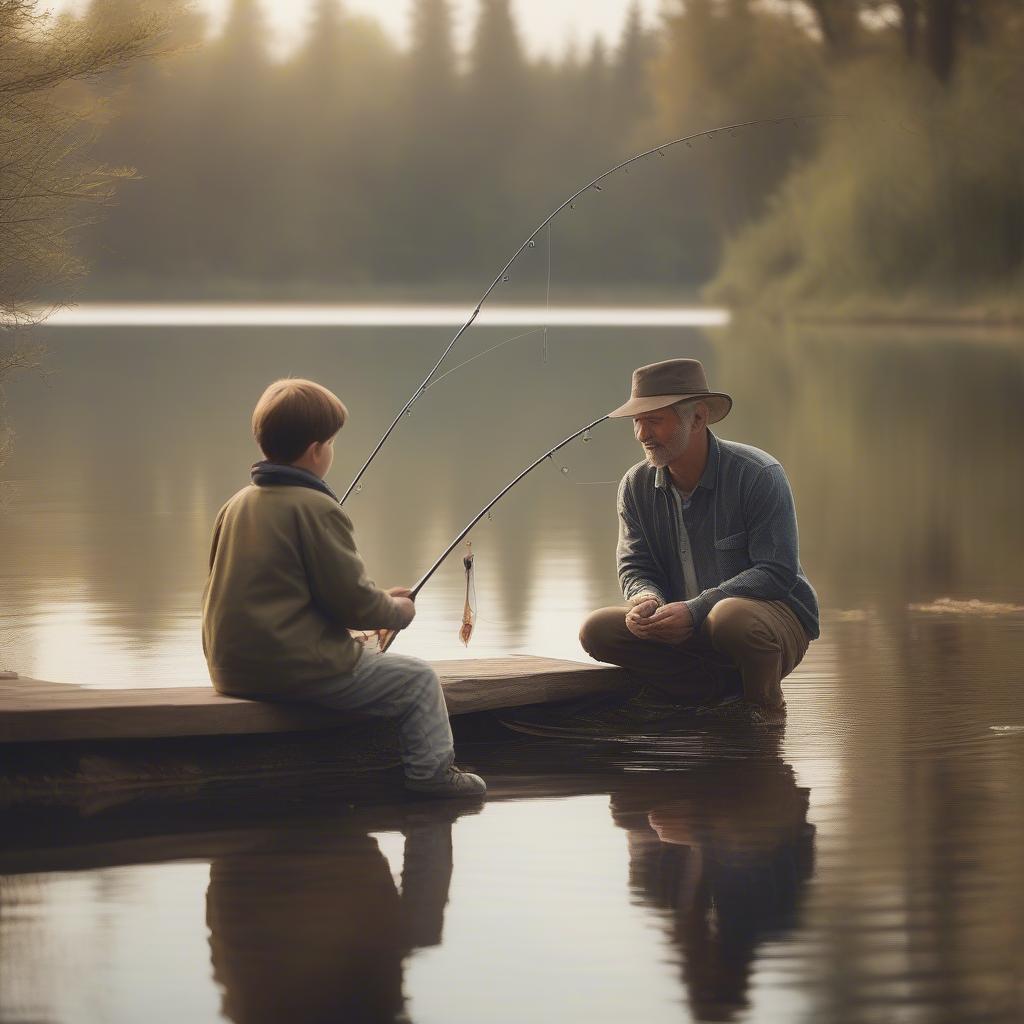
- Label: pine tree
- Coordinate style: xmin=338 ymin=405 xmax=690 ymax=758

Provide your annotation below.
xmin=409 ymin=0 xmax=456 ymax=107
xmin=392 ymin=0 xmax=465 ymax=279
xmin=469 ymin=0 xmax=528 ymax=122
xmin=463 ymin=0 xmax=533 ymax=262
xmin=80 ymin=0 xmax=208 ymax=286
xmin=218 ymin=0 xmax=269 ymax=76
xmin=614 ymin=1 xmax=656 ymax=133
xmin=281 ymin=0 xmax=350 ymax=281
xmin=298 ymin=0 xmax=346 ymax=96
xmin=195 ymin=0 xmax=283 ymax=278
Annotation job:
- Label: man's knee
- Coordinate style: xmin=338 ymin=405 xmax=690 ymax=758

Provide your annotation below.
xmin=579 ymin=606 xmax=630 ymax=662
xmin=704 ymin=598 xmax=775 ymax=657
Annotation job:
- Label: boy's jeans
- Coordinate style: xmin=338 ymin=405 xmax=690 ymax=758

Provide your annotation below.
xmin=308 ymin=649 xmax=455 ymax=781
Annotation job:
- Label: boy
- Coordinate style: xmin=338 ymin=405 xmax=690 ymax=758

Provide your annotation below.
xmin=202 ymin=378 xmax=486 ymax=798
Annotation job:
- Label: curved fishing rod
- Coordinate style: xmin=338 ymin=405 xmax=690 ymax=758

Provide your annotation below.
xmin=379 ymin=413 xmax=610 ymax=653
xmin=340 ymin=113 xmax=845 ymax=506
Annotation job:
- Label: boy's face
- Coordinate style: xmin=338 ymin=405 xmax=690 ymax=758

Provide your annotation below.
xmin=317 ymin=435 xmax=336 ymax=478
xmin=302 ymin=435 xmax=336 ymax=478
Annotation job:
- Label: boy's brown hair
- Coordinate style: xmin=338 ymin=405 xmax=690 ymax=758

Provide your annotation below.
xmin=252 ymin=378 xmax=348 ymax=463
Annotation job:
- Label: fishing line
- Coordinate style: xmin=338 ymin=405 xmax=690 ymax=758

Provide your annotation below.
xmin=340 ymin=113 xmax=850 ymax=506
xmin=544 ymin=427 xmax=619 ymax=485
xmin=380 ymin=412 xmax=610 ymax=652
xmin=422 ymin=327 xmax=545 ymax=391
xmin=546 ymin=457 xmax=619 ymax=486
xmin=543 ymin=223 xmax=552 ymax=366
xmin=546 ymin=452 xmax=571 ymax=476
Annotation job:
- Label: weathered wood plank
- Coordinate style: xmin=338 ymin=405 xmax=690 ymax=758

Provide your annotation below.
xmin=0 ymin=657 xmax=630 ymax=744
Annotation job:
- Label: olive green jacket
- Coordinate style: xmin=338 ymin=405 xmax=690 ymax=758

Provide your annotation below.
xmin=202 ymin=484 xmax=404 ymax=698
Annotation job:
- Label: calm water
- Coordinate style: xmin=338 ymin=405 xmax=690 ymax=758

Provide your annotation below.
xmin=2 ymin=308 xmax=1024 ymax=1023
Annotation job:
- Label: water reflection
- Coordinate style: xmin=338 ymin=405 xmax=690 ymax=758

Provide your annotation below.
xmin=2 ymin=317 xmax=1022 ymax=683
xmin=610 ymin=754 xmax=814 ymax=1022
xmin=5 ymin=695 xmax=1024 ymax=1024
xmin=718 ymin=321 xmax=1024 ymax=608
xmin=2 ymin=312 xmax=1023 ymax=1023
xmin=0 ymin=760 xmax=818 ymax=1024
xmin=208 ymin=805 xmax=473 ymax=1024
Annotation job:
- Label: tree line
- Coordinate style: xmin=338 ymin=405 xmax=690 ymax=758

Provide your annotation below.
xmin=7 ymin=0 xmax=1024 ymax=310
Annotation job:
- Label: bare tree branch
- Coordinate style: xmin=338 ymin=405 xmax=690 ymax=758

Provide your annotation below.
xmin=0 ymin=0 xmax=168 ymax=331
xmin=0 ymin=0 xmax=166 ymax=468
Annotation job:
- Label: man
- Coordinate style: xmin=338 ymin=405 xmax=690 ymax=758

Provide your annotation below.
xmin=579 ymin=358 xmax=819 ymax=726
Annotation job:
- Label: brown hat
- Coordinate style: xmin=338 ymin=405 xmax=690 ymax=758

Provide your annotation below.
xmin=608 ymin=358 xmax=732 ymax=422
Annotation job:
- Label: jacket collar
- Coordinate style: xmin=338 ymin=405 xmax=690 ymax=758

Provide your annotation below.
xmin=250 ymin=461 xmax=341 ymax=503
xmin=654 ymin=429 xmax=720 ymax=492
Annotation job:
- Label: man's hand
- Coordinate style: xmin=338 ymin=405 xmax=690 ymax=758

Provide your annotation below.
xmin=387 ymin=586 xmax=413 ymax=599
xmin=625 ymin=598 xmax=660 ymax=638
xmin=628 ymin=601 xmax=694 ymax=645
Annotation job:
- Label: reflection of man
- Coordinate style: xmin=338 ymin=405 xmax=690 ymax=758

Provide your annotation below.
xmin=580 ymin=358 xmax=819 ymax=725
xmin=207 ymin=810 xmax=461 ymax=1024
xmin=610 ymin=758 xmax=815 ymax=1021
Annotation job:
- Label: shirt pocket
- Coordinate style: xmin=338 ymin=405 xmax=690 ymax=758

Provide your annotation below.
xmin=714 ymin=531 xmax=748 ymax=551
xmin=714 ymin=531 xmax=750 ymax=575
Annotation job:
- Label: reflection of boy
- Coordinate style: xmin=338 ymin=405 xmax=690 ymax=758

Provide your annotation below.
xmin=207 ymin=811 xmax=461 ymax=1024
xmin=201 ymin=378 xmax=485 ymax=797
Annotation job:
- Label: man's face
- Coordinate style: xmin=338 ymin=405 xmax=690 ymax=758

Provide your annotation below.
xmin=634 ymin=407 xmax=692 ymax=468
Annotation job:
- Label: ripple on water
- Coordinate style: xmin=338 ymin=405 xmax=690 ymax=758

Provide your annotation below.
xmin=909 ymin=597 xmax=1024 ymax=616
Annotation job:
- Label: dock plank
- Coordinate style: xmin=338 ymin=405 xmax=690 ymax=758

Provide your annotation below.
xmin=0 ymin=657 xmax=630 ymax=744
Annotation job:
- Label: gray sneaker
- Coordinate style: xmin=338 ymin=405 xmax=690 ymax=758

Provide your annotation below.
xmin=405 ymin=765 xmax=487 ymax=798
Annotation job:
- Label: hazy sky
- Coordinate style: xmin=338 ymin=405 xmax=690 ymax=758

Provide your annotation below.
xmin=45 ymin=1 xmax=665 ymax=59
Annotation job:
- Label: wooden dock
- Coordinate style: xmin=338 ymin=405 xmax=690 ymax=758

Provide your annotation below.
xmin=0 ymin=657 xmax=630 ymax=744
xmin=0 ymin=658 xmax=632 ymax=812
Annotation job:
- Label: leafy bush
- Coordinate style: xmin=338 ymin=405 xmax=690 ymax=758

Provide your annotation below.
xmin=707 ymin=35 xmax=1024 ymax=313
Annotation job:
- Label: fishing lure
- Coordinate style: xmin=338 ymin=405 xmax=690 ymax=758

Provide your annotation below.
xmin=460 ymin=541 xmax=476 ymax=646
xmin=380 ymin=414 xmax=607 ymax=652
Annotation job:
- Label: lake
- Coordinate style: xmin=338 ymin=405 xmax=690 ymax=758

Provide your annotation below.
xmin=2 ymin=306 xmax=1023 ymax=1023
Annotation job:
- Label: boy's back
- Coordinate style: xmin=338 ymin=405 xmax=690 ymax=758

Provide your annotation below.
xmin=200 ymin=375 xmax=485 ymax=798
xmin=202 ymin=482 xmax=403 ymax=699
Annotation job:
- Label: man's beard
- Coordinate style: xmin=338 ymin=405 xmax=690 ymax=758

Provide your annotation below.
xmin=643 ymin=420 xmax=692 ymax=468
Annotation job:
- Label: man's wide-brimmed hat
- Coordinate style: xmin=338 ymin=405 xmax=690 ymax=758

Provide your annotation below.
xmin=608 ymin=358 xmax=732 ymax=422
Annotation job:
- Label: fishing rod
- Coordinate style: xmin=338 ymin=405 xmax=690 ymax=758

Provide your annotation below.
xmin=340 ymin=113 xmax=845 ymax=506
xmin=379 ymin=413 xmax=610 ymax=653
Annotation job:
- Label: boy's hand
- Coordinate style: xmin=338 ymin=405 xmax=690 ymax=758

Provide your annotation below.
xmin=392 ymin=596 xmax=416 ymax=629
xmin=387 ymin=586 xmax=413 ymax=599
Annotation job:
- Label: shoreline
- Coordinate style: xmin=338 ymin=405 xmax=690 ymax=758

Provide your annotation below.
xmin=37 ymin=279 xmax=1024 ymax=331
xmin=723 ymin=293 xmax=1024 ymax=330
xmin=784 ymin=309 xmax=1024 ymax=330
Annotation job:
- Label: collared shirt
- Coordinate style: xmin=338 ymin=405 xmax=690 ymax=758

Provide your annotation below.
xmin=669 ymin=484 xmax=700 ymax=599
xmin=615 ymin=430 xmax=820 ymax=639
